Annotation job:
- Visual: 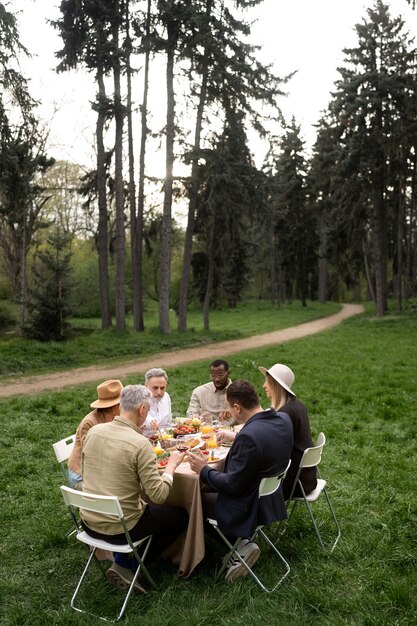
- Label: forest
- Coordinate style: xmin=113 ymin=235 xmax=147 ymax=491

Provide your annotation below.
xmin=1 ymin=0 xmax=417 ymax=341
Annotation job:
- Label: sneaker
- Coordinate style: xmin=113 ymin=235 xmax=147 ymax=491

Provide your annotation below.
xmin=224 ymin=541 xmax=261 ymax=582
xmin=106 ymin=562 xmax=147 ymax=594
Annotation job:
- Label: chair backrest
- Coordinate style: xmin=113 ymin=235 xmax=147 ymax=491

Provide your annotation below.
xmin=299 ymin=431 xmax=326 ymax=469
xmin=259 ymin=459 xmax=291 ymax=498
xmin=60 ymin=485 xmax=124 ymax=520
xmin=53 ymin=434 xmax=76 ymax=464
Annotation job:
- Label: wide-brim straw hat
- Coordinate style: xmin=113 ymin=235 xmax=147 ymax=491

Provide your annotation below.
xmin=90 ymin=379 xmax=123 ymax=409
xmin=258 ymin=363 xmax=296 ymax=396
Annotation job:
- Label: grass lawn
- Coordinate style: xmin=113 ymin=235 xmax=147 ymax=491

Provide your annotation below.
xmin=1 ymin=305 xmax=416 ymax=624
xmin=0 ymin=300 xmax=340 ymax=377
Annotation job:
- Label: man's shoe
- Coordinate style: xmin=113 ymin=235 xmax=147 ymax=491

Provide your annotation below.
xmin=106 ymin=562 xmax=147 ymax=594
xmin=225 ymin=541 xmax=261 ymax=582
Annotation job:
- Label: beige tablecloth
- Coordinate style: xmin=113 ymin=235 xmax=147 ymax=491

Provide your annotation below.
xmin=164 ymin=458 xmax=225 ymax=578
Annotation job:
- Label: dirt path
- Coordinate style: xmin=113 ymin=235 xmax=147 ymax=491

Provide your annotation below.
xmin=0 ymin=303 xmax=364 ymax=398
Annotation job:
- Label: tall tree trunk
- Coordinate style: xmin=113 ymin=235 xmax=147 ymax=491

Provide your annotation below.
xmin=404 ymin=151 xmax=417 ymax=299
xmin=372 ymin=183 xmax=388 ymax=317
xmin=113 ymin=4 xmax=126 ymax=331
xmin=18 ymin=202 xmax=27 ymax=334
xmin=318 ymin=214 xmax=327 ymax=303
xmin=362 ymin=237 xmax=375 ymax=304
xmin=159 ymin=23 xmax=177 ymax=334
xmin=269 ymin=224 xmax=277 ymax=305
xmin=96 ymin=66 xmax=112 ymax=329
xmin=177 ymin=0 xmax=212 ymax=332
xmin=393 ymin=174 xmax=404 ymax=312
xmin=135 ymin=0 xmax=152 ymax=332
xmin=203 ymin=204 xmax=216 ymax=331
xmin=125 ymin=1 xmax=141 ymax=331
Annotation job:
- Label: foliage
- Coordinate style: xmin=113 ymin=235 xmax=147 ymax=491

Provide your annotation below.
xmin=26 ymin=229 xmax=73 ymax=341
xmin=194 ymin=106 xmax=261 ymax=312
xmin=1 ymin=307 xmax=417 ymax=624
xmin=0 ymin=4 xmax=55 ymax=304
xmin=265 ymin=119 xmax=318 ymax=306
xmin=319 ymin=1 xmax=417 ymax=315
xmin=0 ymin=299 xmax=17 ymax=329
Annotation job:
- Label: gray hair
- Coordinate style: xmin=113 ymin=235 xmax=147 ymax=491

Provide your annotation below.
xmin=145 ymin=368 xmax=169 ymax=383
xmin=120 ymin=384 xmax=151 ymax=412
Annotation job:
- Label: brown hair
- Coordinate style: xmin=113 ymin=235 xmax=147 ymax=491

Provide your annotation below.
xmin=266 ymin=372 xmax=290 ymax=410
xmin=227 ymin=380 xmax=259 ymax=409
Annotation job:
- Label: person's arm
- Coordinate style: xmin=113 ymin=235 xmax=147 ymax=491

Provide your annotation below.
xmin=136 ymin=440 xmax=184 ymax=504
xmin=215 ymin=429 xmax=236 ymax=445
xmin=201 ymin=433 xmax=262 ymax=497
xmin=78 ymin=418 xmax=96 ymax=448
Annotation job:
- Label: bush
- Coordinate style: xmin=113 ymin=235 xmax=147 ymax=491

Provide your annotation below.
xmin=0 ymin=300 xmax=17 ymax=330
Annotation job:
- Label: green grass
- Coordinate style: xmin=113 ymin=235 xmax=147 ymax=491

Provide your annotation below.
xmin=1 ymin=306 xmax=417 ymax=624
xmin=0 ymin=300 xmax=339 ymax=378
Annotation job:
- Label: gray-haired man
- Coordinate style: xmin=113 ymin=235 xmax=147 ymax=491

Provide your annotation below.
xmin=143 ymin=367 xmax=172 ymax=432
xmin=81 ymin=384 xmax=187 ymax=591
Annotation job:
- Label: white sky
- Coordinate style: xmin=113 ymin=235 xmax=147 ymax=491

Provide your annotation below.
xmin=7 ymin=0 xmax=417 ymax=174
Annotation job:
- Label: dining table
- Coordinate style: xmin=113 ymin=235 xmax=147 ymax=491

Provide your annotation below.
xmin=162 ymin=453 xmax=227 ymax=578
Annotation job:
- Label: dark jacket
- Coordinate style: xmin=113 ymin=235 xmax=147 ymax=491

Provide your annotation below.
xmin=200 ymin=408 xmax=293 ymax=538
xmin=280 ymin=398 xmax=317 ymax=499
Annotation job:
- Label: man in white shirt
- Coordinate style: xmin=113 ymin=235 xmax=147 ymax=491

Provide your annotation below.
xmin=186 ymin=359 xmax=232 ymax=420
xmin=143 ymin=367 xmax=172 ymax=432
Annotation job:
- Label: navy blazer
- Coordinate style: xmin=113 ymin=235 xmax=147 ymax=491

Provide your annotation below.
xmin=200 ymin=408 xmax=293 ymax=538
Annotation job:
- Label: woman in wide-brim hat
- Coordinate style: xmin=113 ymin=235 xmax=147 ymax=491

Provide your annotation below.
xmin=258 ymin=364 xmax=317 ymax=500
xmin=67 ymin=379 xmax=123 ymax=489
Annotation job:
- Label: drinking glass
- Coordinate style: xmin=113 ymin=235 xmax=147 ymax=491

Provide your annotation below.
xmin=176 ymin=437 xmax=188 ymax=454
xmin=207 ymin=436 xmax=217 ymax=451
xmin=148 ymin=431 xmax=159 ymax=445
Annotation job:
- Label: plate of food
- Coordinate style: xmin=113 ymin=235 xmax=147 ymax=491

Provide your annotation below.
xmin=208 ymin=448 xmax=228 ymax=462
xmin=162 ymin=436 xmax=204 ymax=453
xmin=182 ymin=435 xmax=204 ymax=449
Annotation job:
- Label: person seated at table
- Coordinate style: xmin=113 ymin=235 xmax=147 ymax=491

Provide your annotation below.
xmin=81 ymin=384 xmax=188 ymax=593
xmin=143 ymin=367 xmax=172 ymax=434
xmin=258 ymin=363 xmax=317 ymax=500
xmin=188 ymin=380 xmax=293 ymax=582
xmin=67 ymin=379 xmax=123 ymax=490
xmin=186 ymin=359 xmax=232 ymax=421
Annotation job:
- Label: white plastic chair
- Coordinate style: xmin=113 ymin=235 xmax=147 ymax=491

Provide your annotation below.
xmin=53 ymin=435 xmax=79 ymax=535
xmin=285 ymin=432 xmax=341 ymax=552
xmin=52 ymin=434 xmax=76 ymax=483
xmin=60 ymin=485 xmax=155 ymax=622
xmin=207 ymin=459 xmax=291 ymax=592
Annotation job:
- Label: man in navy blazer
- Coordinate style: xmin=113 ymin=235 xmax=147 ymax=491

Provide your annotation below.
xmin=188 ymin=379 xmax=293 ymax=582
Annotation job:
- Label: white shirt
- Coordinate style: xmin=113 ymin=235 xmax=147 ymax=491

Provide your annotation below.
xmin=143 ymin=392 xmax=172 ymax=431
xmin=186 ymin=380 xmax=231 ymax=418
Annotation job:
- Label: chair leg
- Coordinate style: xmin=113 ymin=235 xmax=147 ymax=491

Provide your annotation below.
xmin=211 ymin=525 xmax=290 ymax=592
xmin=301 ymin=488 xmax=341 ymax=552
xmin=131 ymin=536 xmax=156 ymax=589
xmin=323 ymin=487 xmax=341 ymax=552
xmin=71 ymin=548 xmax=97 ymax=616
xmin=270 ymin=501 xmax=297 ymax=544
xmin=257 ymin=528 xmax=291 ymax=592
xmin=212 ymin=531 xmax=241 ymax=580
xmin=71 ymin=538 xmax=154 ymax=622
xmin=303 ymin=498 xmax=326 ymax=550
xmin=116 ymin=566 xmax=143 ymax=621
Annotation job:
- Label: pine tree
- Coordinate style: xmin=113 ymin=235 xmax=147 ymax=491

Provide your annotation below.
xmin=194 ymin=104 xmax=259 ymax=327
xmin=27 ymin=229 xmax=73 ymax=341
xmin=269 ymin=119 xmax=317 ymax=306
xmin=327 ymin=0 xmax=417 ymax=315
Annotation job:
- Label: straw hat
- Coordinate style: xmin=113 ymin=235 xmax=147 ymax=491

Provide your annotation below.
xmin=90 ymin=379 xmax=123 ymax=409
xmin=258 ymin=364 xmax=296 ymax=396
